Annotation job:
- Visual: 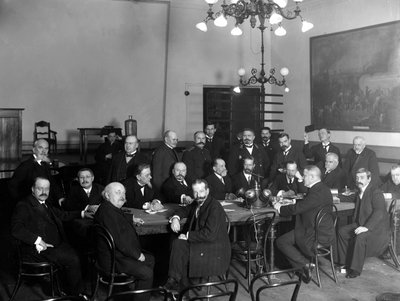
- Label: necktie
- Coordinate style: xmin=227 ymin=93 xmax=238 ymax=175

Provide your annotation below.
xmin=126 ymin=153 xmax=134 ymax=157
xmin=220 ymin=177 xmax=225 ymax=185
xmin=324 ymin=145 xmax=329 ymax=153
xmin=195 ymin=205 xmax=201 ymax=218
xmin=140 ymin=186 xmax=145 ymax=196
xmin=180 ymin=180 xmax=187 ymax=187
xmin=86 ymin=191 xmax=90 ymax=197
xmin=283 ymin=150 xmax=288 ymax=157
xmin=247 ymin=175 xmax=251 ymax=185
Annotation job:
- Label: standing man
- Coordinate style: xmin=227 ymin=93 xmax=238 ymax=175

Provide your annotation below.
xmin=228 ymin=128 xmax=270 ymax=179
xmin=206 ymin=158 xmax=234 ymax=200
xmin=182 ymin=131 xmax=212 ymax=180
xmin=162 ymin=162 xmax=193 ymax=204
xmin=204 ymin=122 xmax=225 ymax=161
xmin=270 ymin=133 xmax=307 ymax=181
xmin=337 ymin=168 xmax=390 ymax=278
xmin=163 ymin=179 xmax=231 ymax=291
xmin=152 ymin=130 xmax=179 ymax=191
xmin=303 ymin=128 xmax=341 ymax=169
xmin=260 ymin=127 xmax=279 ymax=173
xmin=322 ymin=152 xmax=347 ymax=191
xmin=108 ymin=135 xmax=149 ymax=183
xmin=274 ymin=166 xmax=334 ymax=283
xmin=94 ymin=182 xmax=154 ymax=301
xmin=343 ymin=136 xmax=380 ymax=189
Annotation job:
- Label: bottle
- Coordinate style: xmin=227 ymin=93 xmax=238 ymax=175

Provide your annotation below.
xmin=125 ymin=115 xmax=137 ymax=136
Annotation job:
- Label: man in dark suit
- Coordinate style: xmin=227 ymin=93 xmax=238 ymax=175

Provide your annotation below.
xmin=204 ymin=122 xmax=225 ymax=160
xmin=232 ymin=156 xmax=258 ymax=195
xmin=108 ymin=135 xmax=149 ymax=183
xmin=206 ymin=158 xmax=234 ymax=200
xmin=267 ymin=161 xmax=307 ymax=197
xmin=303 ymin=128 xmax=341 ymax=169
xmin=322 ymin=152 xmax=347 ymax=191
xmin=343 ymin=136 xmax=380 ymax=189
xmin=337 ymin=168 xmax=390 ymax=278
xmin=182 ymin=131 xmax=212 ymax=180
xmin=94 ymin=182 xmax=154 ymax=301
xmin=260 ymin=127 xmax=280 ymax=176
xmin=228 ymin=128 xmax=270 ymax=178
xmin=380 ymin=164 xmax=400 ymax=200
xmin=161 ymin=162 xmax=194 ymax=204
xmin=274 ymin=165 xmax=334 ymax=283
xmin=11 ymin=177 xmax=93 ymax=296
xmin=151 ymin=130 xmax=179 ymax=191
xmin=94 ymin=130 xmax=123 ymax=185
xmin=8 ymin=139 xmax=63 ymax=205
xmin=123 ymin=164 xmax=162 ymax=209
xmin=270 ymin=133 xmax=307 ymax=181
xmin=163 ymin=179 xmax=231 ymax=291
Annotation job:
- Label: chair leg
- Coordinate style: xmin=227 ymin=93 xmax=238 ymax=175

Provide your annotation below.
xmin=91 ymin=274 xmax=100 ymax=301
xmin=247 ymin=255 xmax=251 ymax=290
xmin=9 ymin=273 xmax=22 ymax=301
xmin=314 ymin=257 xmax=322 ymax=288
xmin=329 ymin=247 xmax=338 ymax=283
xmin=388 ymin=244 xmax=400 ymax=269
xmin=50 ymin=266 xmax=55 ymax=297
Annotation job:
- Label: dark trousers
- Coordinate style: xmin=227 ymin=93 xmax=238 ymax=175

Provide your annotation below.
xmin=276 ymin=230 xmax=309 ymax=268
xmin=337 ymin=223 xmax=387 ymax=274
xmin=168 ymin=239 xmax=189 ymax=283
xmin=34 ymin=242 xmax=83 ymax=295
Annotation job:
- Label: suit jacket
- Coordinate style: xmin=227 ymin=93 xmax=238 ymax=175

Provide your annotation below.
xmin=228 ymin=143 xmax=270 ymax=178
xmin=268 ymin=174 xmax=307 ymax=196
xmin=322 ymin=167 xmax=347 ymax=191
xmin=343 ymin=147 xmax=380 ymax=189
xmin=161 ymin=176 xmax=193 ymax=204
xmin=279 ymin=182 xmax=334 ymax=256
xmin=261 ymin=139 xmax=280 ymax=175
xmin=205 ymin=135 xmax=225 ymax=161
xmin=206 ymin=173 xmax=233 ymax=200
xmin=108 ymin=151 xmax=149 ymax=184
xmin=270 ymin=147 xmax=307 ymax=181
xmin=151 ymin=143 xmax=179 ymax=190
xmin=95 ymin=140 xmax=123 ymax=185
xmin=8 ymin=156 xmax=62 ymax=202
xmin=352 ymin=185 xmax=390 ymax=247
xmin=174 ymin=195 xmax=231 ymax=277
xmin=122 ymin=178 xmax=155 ymax=209
xmin=303 ymin=142 xmax=341 ymax=169
xmin=232 ymin=172 xmax=257 ymax=194
xmin=11 ymin=195 xmax=80 ymax=256
xmin=94 ymin=201 xmax=142 ymax=272
xmin=63 ymin=183 xmax=104 ymax=211
xmin=380 ymin=179 xmax=400 ymax=200
xmin=182 ymin=146 xmax=212 ymax=180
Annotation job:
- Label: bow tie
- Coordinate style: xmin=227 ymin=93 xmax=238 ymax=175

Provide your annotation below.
xmin=126 ymin=153 xmax=135 ymax=157
xmin=245 ymin=145 xmax=253 ymax=148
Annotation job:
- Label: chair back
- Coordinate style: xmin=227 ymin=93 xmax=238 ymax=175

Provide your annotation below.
xmin=105 ymin=287 xmax=169 ymax=301
xmin=91 ymin=224 xmax=117 ymax=277
xmin=250 ymin=268 xmax=302 ymax=301
xmin=34 ymin=120 xmax=52 ymax=140
xmin=178 ymin=279 xmax=238 ymax=301
xmin=314 ymin=204 xmax=337 ymax=246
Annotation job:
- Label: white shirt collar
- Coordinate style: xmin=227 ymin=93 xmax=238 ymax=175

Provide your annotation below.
xmin=283 ymin=145 xmax=292 ymax=153
xmin=83 ymin=187 xmax=92 ymax=194
xmin=214 ymin=172 xmax=224 ymax=180
xmin=307 ymin=180 xmax=320 ymax=189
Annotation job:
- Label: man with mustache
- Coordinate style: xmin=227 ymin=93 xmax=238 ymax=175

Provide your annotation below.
xmin=204 ymin=122 xmax=225 ymax=161
xmin=232 ymin=156 xmax=259 ymax=196
xmin=94 ymin=182 xmax=154 ymax=301
xmin=381 ymin=164 xmax=400 ymax=201
xmin=260 ymin=127 xmax=280 ymax=176
xmin=182 ymin=131 xmax=212 ymax=180
xmin=337 ymin=168 xmax=390 ymax=278
xmin=206 ymin=158 xmax=234 ymax=200
xmin=162 ymin=162 xmax=194 ymax=204
xmin=163 ymin=179 xmax=231 ymax=291
xmin=11 ymin=177 xmax=93 ymax=297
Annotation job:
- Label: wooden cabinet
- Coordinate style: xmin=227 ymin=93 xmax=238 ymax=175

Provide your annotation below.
xmin=0 ymin=108 xmax=24 ymax=160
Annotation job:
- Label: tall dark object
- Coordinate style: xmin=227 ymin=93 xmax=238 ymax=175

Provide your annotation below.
xmin=0 ymin=108 xmax=24 ymax=160
xmin=124 ymin=115 xmax=137 ymax=136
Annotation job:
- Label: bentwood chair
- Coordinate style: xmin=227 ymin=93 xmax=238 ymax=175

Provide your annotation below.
xmin=311 ymin=204 xmax=338 ymax=288
xmin=105 ymin=287 xmax=169 ymax=301
xmin=178 ymin=279 xmax=238 ymax=301
xmin=91 ymin=224 xmax=136 ymax=299
xmin=34 ymin=120 xmax=58 ymax=153
xmin=250 ymin=268 xmax=302 ymax=301
xmin=386 ymin=199 xmax=400 ymax=271
xmin=231 ymin=211 xmax=276 ymax=290
xmin=9 ymin=240 xmax=60 ymax=301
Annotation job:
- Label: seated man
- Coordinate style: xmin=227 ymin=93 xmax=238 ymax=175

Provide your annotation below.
xmin=267 ymin=161 xmax=307 ymax=197
xmin=274 ymin=166 xmax=334 ymax=283
xmin=206 ymin=158 xmax=235 ymax=200
xmin=322 ymin=152 xmax=347 ymax=191
xmin=232 ymin=156 xmax=258 ymax=196
xmin=122 ymin=164 xmax=162 ymax=209
xmin=94 ymin=182 xmax=154 ymax=301
xmin=161 ymin=162 xmax=194 ymax=204
xmin=337 ymin=168 xmax=390 ymax=278
xmin=381 ymin=164 xmax=400 ymax=200
xmin=163 ymin=179 xmax=231 ymax=291
xmin=11 ymin=177 xmax=93 ymax=296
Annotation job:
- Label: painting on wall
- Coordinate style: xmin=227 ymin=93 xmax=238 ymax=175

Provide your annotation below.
xmin=310 ymin=21 xmax=400 ymax=132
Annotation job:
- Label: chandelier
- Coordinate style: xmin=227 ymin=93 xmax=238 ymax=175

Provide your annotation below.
xmin=196 ymin=0 xmax=313 ymax=93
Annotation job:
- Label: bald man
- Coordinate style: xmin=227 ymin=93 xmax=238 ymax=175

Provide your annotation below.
xmin=162 ymin=162 xmax=194 ymax=204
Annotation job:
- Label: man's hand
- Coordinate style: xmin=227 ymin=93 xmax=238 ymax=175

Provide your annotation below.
xmin=105 ymin=153 xmax=112 ymax=160
xmin=182 ymin=195 xmax=194 ymax=205
xmin=133 ymin=217 xmax=144 ymax=226
xmin=58 ymin=198 xmax=65 ymax=207
xmin=282 ymin=190 xmax=295 ymax=198
xmin=83 ymin=211 xmax=95 ymax=219
xmin=178 ymin=234 xmax=188 ymax=240
xmin=151 ymin=200 xmax=163 ymax=211
xmin=171 ymin=218 xmax=180 ymax=233
xmin=38 ymin=239 xmax=54 ymax=251
xmin=354 ymin=226 xmax=368 ymax=235
xmin=225 ymin=193 xmax=237 ymax=201
xmin=138 ymin=253 xmax=145 ymax=262
xmin=273 ymin=202 xmax=282 ymax=213
xmin=86 ymin=205 xmax=99 ymax=213
xmin=304 ymin=132 xmax=309 ymax=144
xmin=295 ymin=171 xmax=303 ymax=181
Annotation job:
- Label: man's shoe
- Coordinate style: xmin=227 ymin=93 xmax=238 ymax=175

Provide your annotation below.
xmin=163 ymin=277 xmax=180 ymax=292
xmin=300 ymin=264 xmax=314 ymax=284
xmin=345 ymin=269 xmax=360 ymax=279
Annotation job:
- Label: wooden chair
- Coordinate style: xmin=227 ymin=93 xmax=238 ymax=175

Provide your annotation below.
xmin=34 ymin=121 xmax=57 ymax=153
xmin=178 ymin=279 xmax=238 ymax=301
xmin=386 ymin=199 xmax=400 ymax=271
xmin=310 ymin=204 xmax=338 ymax=288
xmin=249 ymin=268 xmax=302 ymax=301
xmin=105 ymin=287 xmax=169 ymax=301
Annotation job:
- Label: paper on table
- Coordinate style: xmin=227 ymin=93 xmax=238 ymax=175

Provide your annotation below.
xmin=224 ymin=209 xmax=235 ymax=212
xmin=145 ymin=208 xmax=168 ymax=214
xmin=220 ymin=201 xmax=233 ymax=206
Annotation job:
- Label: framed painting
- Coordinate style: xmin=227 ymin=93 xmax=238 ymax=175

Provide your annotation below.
xmin=310 ymin=21 xmax=400 ymax=132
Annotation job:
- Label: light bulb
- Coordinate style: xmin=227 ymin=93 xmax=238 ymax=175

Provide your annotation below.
xmin=280 ymin=67 xmax=289 ymax=76
xmin=238 ymin=68 xmax=246 ymax=76
xmin=205 ymin=0 xmax=219 ymax=4
xmin=302 ymin=20 xmax=314 ymax=32
xmin=231 ymin=26 xmax=243 ymax=36
xmin=284 ymin=87 xmax=290 ymax=93
xmin=269 ymin=12 xmax=283 ymax=25
xmin=233 ymin=86 xmax=241 ymax=94
xmin=273 ymin=0 xmax=287 ymax=8
xmin=214 ymin=14 xmax=228 ymax=27
xmin=274 ymin=26 xmax=286 ymax=36
xmin=196 ymin=22 xmax=208 ymax=32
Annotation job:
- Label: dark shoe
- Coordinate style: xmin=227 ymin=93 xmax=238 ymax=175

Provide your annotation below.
xmin=300 ymin=264 xmax=314 ymax=284
xmin=345 ymin=269 xmax=360 ymax=278
xmin=163 ymin=277 xmax=179 ymax=292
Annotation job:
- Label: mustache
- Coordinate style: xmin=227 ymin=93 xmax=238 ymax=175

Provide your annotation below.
xmin=40 ymin=194 xmax=48 ymax=197
xmin=196 ymin=142 xmax=205 ymax=146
